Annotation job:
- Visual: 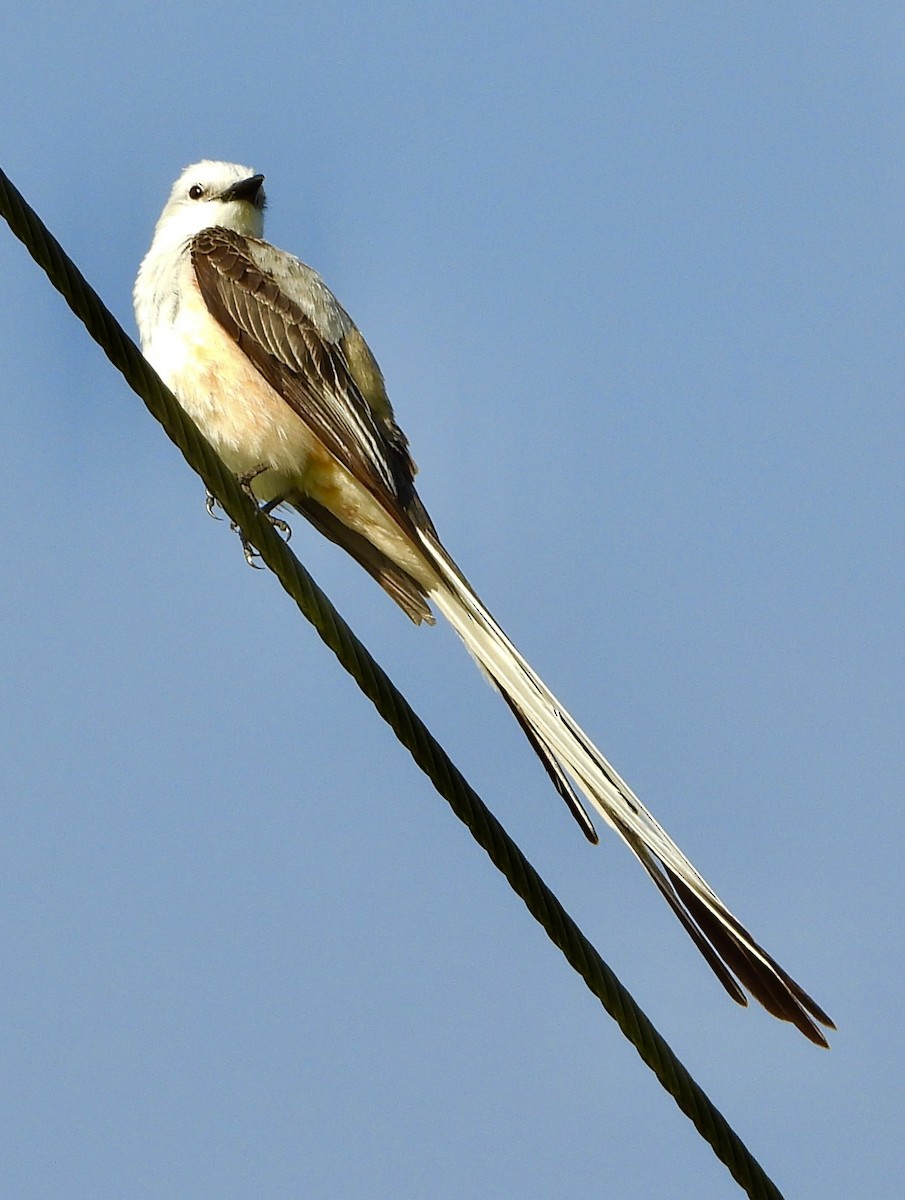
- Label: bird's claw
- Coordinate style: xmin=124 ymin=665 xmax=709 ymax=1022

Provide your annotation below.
xmin=265 ymin=512 xmax=292 ymax=540
xmin=230 ymin=522 xmax=265 ymax=568
xmin=260 ymin=496 xmax=292 ymax=541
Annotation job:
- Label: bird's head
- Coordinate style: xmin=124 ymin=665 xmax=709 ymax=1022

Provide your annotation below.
xmin=150 ymin=160 xmax=267 ymax=249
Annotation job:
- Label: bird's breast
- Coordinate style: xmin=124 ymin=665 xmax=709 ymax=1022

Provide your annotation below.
xmin=145 ymin=273 xmax=322 ymax=495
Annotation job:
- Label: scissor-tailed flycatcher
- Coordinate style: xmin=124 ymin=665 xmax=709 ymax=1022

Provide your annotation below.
xmin=135 ymin=160 xmax=833 ymax=1045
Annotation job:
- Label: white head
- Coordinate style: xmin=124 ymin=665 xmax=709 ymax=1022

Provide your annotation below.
xmin=149 ymin=160 xmax=267 ymax=252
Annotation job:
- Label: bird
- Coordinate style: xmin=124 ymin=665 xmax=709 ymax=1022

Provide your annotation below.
xmin=134 ymin=160 xmax=834 ymax=1045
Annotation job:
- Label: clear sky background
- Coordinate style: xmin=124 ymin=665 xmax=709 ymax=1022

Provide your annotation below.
xmin=1 ymin=6 xmax=902 ymax=1198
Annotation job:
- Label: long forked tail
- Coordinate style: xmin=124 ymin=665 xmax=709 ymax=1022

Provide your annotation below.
xmin=418 ymin=531 xmax=834 ymax=1046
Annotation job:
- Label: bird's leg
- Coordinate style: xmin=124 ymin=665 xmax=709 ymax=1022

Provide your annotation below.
xmin=236 ymin=463 xmax=270 ymax=498
xmin=205 ymin=489 xmax=221 ymax=519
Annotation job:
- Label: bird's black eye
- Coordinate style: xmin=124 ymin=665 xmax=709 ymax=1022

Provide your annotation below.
xmin=188 ymin=184 xmax=205 ymax=200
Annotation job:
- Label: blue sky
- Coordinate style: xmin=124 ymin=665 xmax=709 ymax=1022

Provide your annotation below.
xmin=1 ymin=5 xmax=903 ymax=1198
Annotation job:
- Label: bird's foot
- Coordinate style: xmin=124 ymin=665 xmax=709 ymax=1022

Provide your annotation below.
xmin=228 ymin=512 xmax=291 ymax=569
xmin=202 ymin=475 xmax=292 ymax=567
xmin=231 ymin=525 xmax=264 ymax=569
xmin=260 ymin=497 xmax=292 ymax=540
xmin=231 ymin=489 xmax=293 ymax=569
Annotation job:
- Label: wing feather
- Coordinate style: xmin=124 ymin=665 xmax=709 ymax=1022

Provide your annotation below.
xmin=191 ymin=226 xmax=417 ymax=526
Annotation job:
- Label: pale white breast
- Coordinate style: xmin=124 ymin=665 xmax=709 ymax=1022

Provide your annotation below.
xmin=140 ymin=253 xmax=319 ymax=494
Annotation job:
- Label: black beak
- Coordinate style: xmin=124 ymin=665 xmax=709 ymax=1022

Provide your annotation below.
xmin=221 ymin=174 xmax=265 ymax=204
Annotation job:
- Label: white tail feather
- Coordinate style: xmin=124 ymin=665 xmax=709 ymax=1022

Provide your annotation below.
xmin=419 ymin=531 xmax=833 ymax=1044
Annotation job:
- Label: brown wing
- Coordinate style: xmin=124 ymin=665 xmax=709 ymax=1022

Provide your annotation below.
xmin=191 ymin=226 xmax=418 ymax=530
